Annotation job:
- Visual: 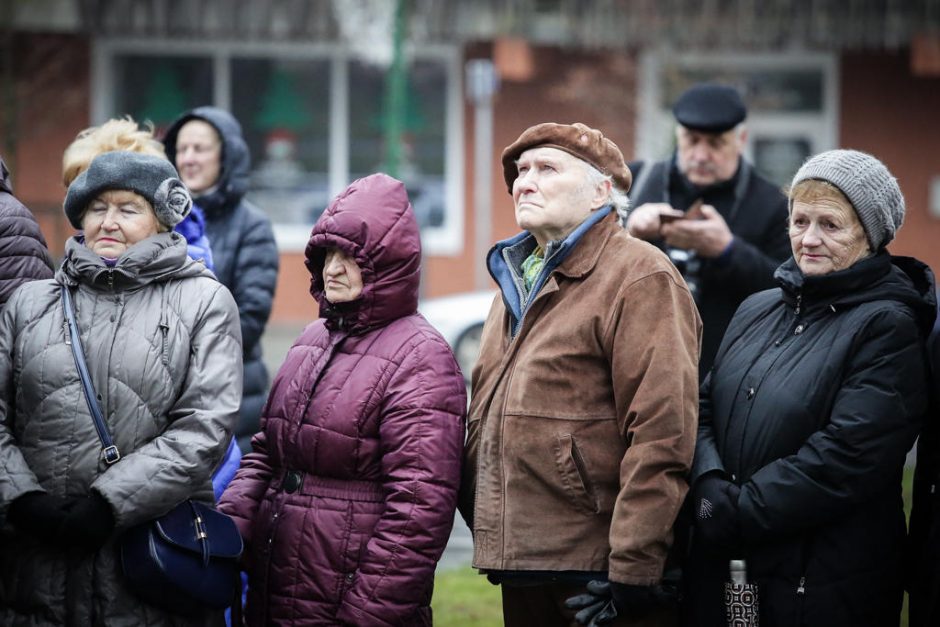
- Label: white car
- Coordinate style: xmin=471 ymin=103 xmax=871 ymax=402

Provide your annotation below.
xmin=419 ymin=290 xmax=497 ymax=382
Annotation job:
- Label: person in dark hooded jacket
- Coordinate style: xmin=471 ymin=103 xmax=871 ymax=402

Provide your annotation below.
xmin=164 ymin=107 xmax=279 ymax=453
xmin=684 ymin=149 xmax=934 ymax=627
xmin=218 ymin=173 xmax=466 ymax=626
xmin=0 ymin=156 xmax=54 ymax=306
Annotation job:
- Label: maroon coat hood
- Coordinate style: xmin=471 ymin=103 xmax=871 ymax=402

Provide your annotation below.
xmin=305 ymin=173 xmax=421 ymax=333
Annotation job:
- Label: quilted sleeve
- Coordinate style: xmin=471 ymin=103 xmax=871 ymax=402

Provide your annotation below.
xmin=0 ymin=288 xmax=44 ymax=520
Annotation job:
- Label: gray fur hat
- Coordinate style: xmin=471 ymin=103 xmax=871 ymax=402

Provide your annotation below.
xmin=790 ymin=149 xmax=904 ymax=250
xmin=64 ymin=151 xmax=192 ymax=229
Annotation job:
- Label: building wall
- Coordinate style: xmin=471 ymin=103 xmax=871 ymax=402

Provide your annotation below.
xmin=4 ymin=35 xmax=636 ymax=323
xmin=2 ymin=33 xmax=90 ymax=258
xmin=273 ymin=43 xmax=638 ymax=322
xmin=418 ymin=43 xmax=637 ymax=299
xmin=840 ymin=50 xmax=940 ymax=276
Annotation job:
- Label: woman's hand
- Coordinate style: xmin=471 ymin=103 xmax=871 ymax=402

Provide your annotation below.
xmin=59 ymin=493 xmax=115 ymax=551
xmin=9 ymin=491 xmax=115 ymax=551
xmin=693 ymin=472 xmax=743 ymax=554
xmin=7 ymin=492 xmax=76 ymax=539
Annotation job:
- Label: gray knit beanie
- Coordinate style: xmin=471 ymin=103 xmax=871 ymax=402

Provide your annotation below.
xmin=790 ymin=149 xmax=904 ymax=250
xmin=64 ymin=151 xmax=192 ymax=229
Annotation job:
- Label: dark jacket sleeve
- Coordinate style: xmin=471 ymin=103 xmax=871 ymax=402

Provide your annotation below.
xmin=703 ymin=190 xmax=790 ymax=298
xmin=336 ymin=333 xmax=466 ymax=626
xmin=232 ymin=206 xmax=278 ymax=354
xmin=691 ymin=371 xmax=726 ymax=483
xmin=0 ymin=198 xmax=54 ymax=308
xmin=737 ymin=307 xmax=927 ymax=543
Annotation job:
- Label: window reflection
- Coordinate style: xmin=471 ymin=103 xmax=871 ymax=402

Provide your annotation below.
xmin=232 ymin=58 xmax=331 ymax=225
xmin=349 ymin=59 xmax=447 ymax=229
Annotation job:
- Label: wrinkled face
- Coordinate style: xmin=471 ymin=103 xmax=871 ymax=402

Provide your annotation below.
xmin=789 ymin=197 xmax=870 ymax=276
xmin=175 ymin=119 xmax=222 ymax=194
xmin=676 ymin=125 xmax=745 ymax=187
xmin=512 ymin=146 xmax=609 ymax=246
xmin=82 ymin=190 xmax=162 ymax=258
xmin=322 ymin=248 xmax=364 ymax=304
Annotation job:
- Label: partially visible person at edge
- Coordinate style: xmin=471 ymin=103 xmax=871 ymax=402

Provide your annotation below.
xmin=458 ymin=122 xmax=701 ymax=627
xmin=685 ymin=149 xmax=933 ymax=627
xmin=625 ymin=82 xmax=789 ymax=380
xmin=62 ymin=116 xmax=239 ymax=499
xmin=0 ymin=155 xmax=54 ymax=308
xmin=0 ymin=151 xmax=242 ymax=624
xmin=909 ymin=244 xmax=940 ymax=623
xmin=218 ymin=173 xmax=465 ymax=625
xmin=164 ymin=106 xmax=279 ymax=454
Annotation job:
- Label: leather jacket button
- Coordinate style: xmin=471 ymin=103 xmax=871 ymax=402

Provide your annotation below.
xmin=794 ymin=324 xmax=805 ymax=335
xmin=746 ymin=387 xmax=755 ymax=400
xmin=283 ymin=470 xmax=302 ymax=494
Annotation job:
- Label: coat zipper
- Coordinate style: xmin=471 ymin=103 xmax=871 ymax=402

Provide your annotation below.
xmin=795 ymin=534 xmax=814 ymax=623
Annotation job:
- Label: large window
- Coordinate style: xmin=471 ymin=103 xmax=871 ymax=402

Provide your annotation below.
xmin=636 ymin=51 xmax=838 ymax=188
xmin=93 ymin=41 xmax=463 ymax=254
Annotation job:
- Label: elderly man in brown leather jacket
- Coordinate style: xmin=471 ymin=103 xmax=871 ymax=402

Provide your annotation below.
xmin=459 ymin=122 xmax=701 ymax=627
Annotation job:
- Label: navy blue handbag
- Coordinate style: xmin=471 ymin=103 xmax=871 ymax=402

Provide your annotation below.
xmin=62 ymin=285 xmax=243 ymax=615
xmin=120 ymin=500 xmax=243 ymax=614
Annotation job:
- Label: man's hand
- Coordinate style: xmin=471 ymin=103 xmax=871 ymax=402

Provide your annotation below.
xmin=565 ymin=580 xmax=679 ymax=625
xmin=660 ymin=204 xmax=733 ymax=258
xmin=625 ymin=203 xmax=680 ymax=241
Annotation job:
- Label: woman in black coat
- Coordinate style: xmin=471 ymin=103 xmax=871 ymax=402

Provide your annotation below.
xmin=684 ymin=149 xmax=935 ymax=627
xmin=163 ymin=107 xmax=279 ymax=453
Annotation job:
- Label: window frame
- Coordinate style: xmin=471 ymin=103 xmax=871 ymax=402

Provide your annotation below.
xmin=92 ymin=38 xmax=465 ymax=255
xmin=634 ymin=49 xmax=840 ymax=178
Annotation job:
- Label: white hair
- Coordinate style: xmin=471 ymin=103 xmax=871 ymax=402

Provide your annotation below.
xmin=582 ymin=161 xmax=630 ymax=223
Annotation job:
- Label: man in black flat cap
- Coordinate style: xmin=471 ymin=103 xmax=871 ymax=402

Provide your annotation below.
xmin=625 ymin=82 xmax=789 ymax=379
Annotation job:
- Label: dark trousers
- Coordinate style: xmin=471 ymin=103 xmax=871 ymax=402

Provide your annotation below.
xmin=501 ymin=581 xmax=678 ymax=627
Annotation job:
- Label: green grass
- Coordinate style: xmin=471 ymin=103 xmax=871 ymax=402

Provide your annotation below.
xmin=432 ymin=566 xmax=503 ymax=627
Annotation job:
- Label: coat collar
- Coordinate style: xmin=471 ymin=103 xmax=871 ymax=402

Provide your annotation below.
xmin=552 ymin=208 xmax=620 ymax=279
xmin=57 ymin=231 xmax=211 ymax=290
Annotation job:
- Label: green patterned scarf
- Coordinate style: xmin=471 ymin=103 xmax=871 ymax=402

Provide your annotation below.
xmin=521 ymin=245 xmax=545 ymax=293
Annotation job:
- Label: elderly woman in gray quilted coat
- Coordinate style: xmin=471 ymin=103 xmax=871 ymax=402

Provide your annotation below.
xmin=0 ymin=151 xmax=242 ymax=626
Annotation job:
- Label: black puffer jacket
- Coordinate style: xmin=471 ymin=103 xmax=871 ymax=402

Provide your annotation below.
xmin=685 ymin=252 xmax=935 ymax=627
xmin=165 ymin=107 xmax=279 ymax=453
xmin=0 ymin=157 xmax=53 ymax=307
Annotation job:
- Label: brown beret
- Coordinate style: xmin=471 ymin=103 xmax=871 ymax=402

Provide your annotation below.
xmin=500 ymin=122 xmax=632 ymax=194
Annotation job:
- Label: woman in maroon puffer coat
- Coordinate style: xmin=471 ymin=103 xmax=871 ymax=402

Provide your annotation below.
xmin=219 ymin=173 xmax=467 ymax=626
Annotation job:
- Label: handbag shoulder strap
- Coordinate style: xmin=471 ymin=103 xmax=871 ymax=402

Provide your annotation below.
xmin=61 ymin=285 xmax=121 ymax=465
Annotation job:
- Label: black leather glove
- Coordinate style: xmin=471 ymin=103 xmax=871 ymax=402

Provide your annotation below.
xmin=59 ymin=493 xmax=115 ymax=551
xmin=565 ymin=580 xmax=679 ymax=625
xmin=7 ymin=492 xmax=80 ymax=539
xmin=693 ymin=472 xmax=742 ymax=554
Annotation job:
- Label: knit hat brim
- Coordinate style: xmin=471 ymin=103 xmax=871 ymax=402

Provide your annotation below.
xmin=64 ymin=151 xmax=192 ymax=230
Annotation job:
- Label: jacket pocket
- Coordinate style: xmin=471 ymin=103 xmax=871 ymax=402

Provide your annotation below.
xmin=554 ymin=433 xmax=599 ymax=514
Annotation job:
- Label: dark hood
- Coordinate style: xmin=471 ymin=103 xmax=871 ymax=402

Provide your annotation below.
xmin=304 ymin=173 xmax=421 ymax=334
xmin=775 ymin=251 xmax=937 ymax=338
xmin=0 ymin=157 xmax=12 ymax=195
xmin=163 ymin=106 xmax=251 ymax=217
